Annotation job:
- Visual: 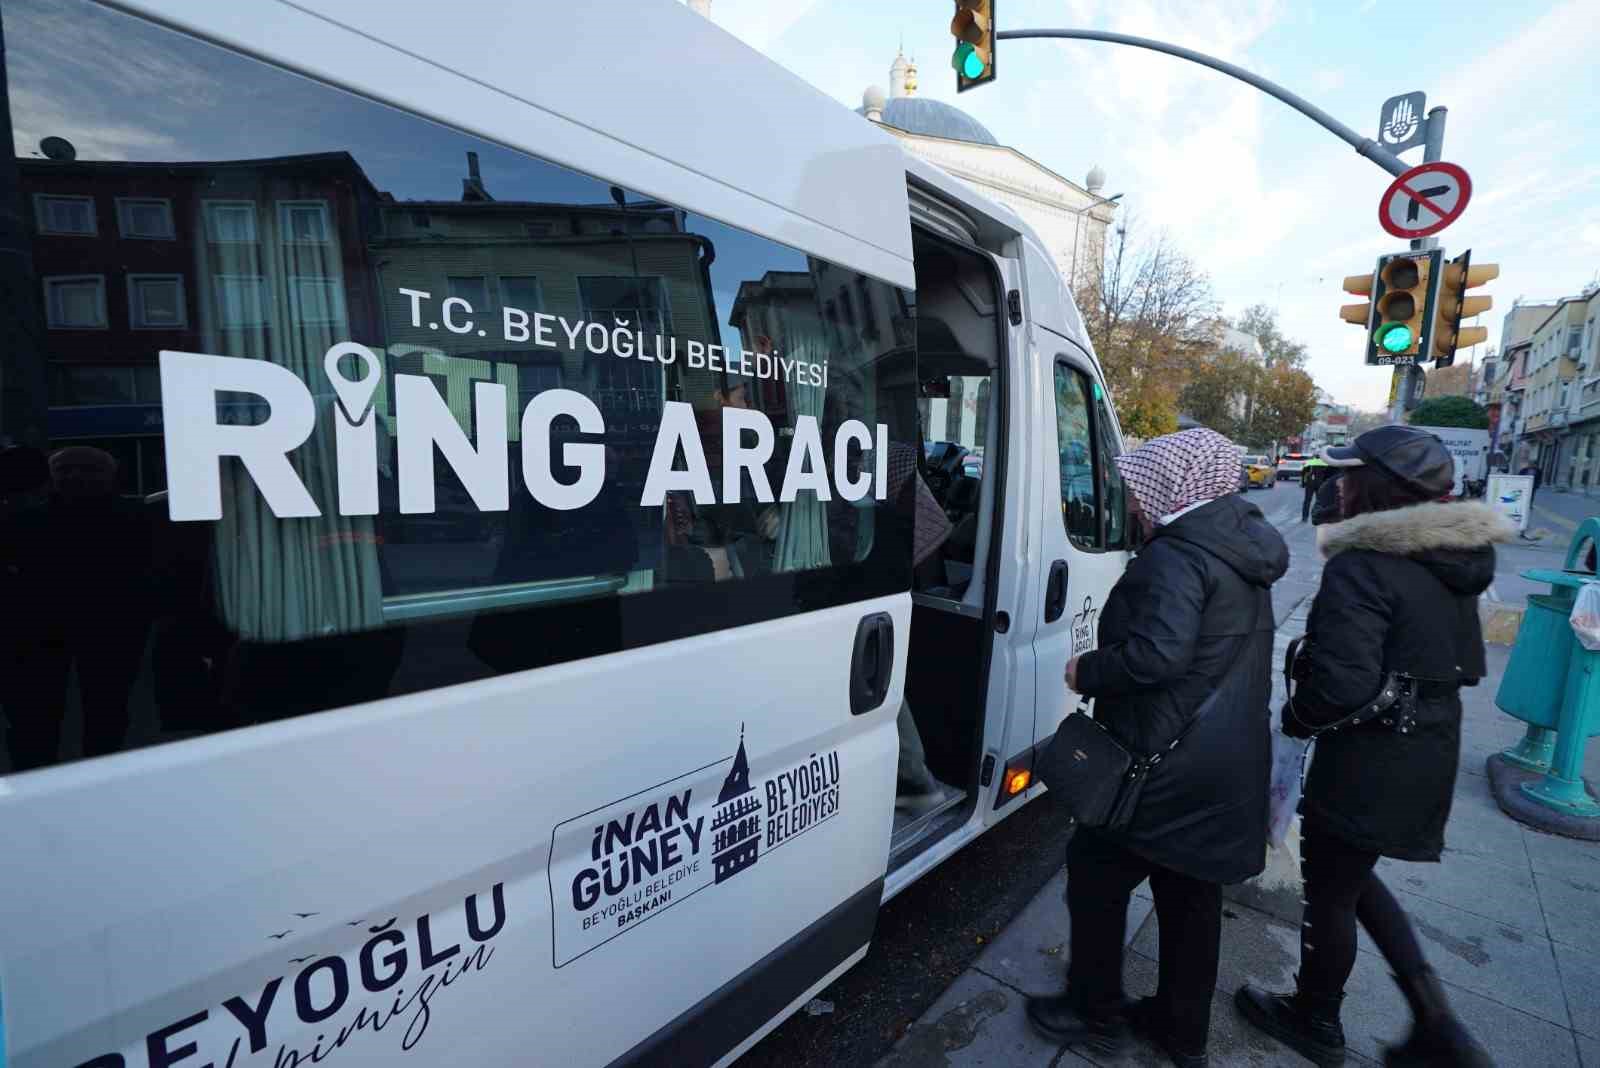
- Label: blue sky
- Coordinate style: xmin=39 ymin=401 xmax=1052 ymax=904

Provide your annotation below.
xmin=694 ymin=0 xmax=1600 ymax=410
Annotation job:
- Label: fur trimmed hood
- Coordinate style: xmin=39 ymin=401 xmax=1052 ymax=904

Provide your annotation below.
xmin=1317 ymin=500 xmax=1515 ymax=560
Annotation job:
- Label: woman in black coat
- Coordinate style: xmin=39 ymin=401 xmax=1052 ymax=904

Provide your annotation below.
xmin=1238 ymin=425 xmax=1510 ymax=1068
xmin=1028 ymin=428 xmax=1288 ymax=1067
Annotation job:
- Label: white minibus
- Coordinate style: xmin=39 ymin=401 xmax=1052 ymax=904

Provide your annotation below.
xmin=0 ymin=2 xmax=1131 ymax=1064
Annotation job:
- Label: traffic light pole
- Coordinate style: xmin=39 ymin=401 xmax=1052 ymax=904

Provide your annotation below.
xmin=1391 ymin=106 xmax=1449 ymax=423
xmin=993 ymin=28 xmax=1412 ymax=178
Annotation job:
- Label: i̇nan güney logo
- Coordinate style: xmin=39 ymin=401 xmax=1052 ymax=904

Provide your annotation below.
xmin=548 ymin=725 xmax=842 ymax=967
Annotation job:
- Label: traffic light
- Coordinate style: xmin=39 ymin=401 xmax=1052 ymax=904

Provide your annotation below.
xmin=951 ymin=0 xmax=996 ymax=92
xmin=1341 ymin=250 xmax=1442 ymax=365
xmin=1431 ymin=249 xmax=1498 ymax=367
xmin=1340 ymin=268 xmax=1376 ymax=334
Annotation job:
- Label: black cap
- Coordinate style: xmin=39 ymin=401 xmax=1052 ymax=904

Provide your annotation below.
xmin=1322 ymin=425 xmax=1454 ymax=498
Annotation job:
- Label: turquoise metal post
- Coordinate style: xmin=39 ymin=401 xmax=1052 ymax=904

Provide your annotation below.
xmin=1524 ymin=643 xmax=1600 ymax=815
xmin=1509 ymin=518 xmax=1600 ymax=817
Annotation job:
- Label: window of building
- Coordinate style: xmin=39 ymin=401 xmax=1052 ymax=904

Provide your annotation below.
xmin=499 ymin=276 xmax=542 ymax=312
xmin=278 ymin=201 xmax=332 ymax=243
xmin=446 ymin=275 xmax=490 ymax=312
xmin=34 ymin=193 xmax=96 ymax=235
xmin=43 ymin=275 xmax=107 ymax=328
xmin=579 ymin=276 xmax=671 ymax=334
xmin=116 ymin=197 xmax=176 ymax=240
xmin=288 ymin=275 xmax=346 ymax=325
xmin=215 ymin=274 xmax=269 ymax=327
xmin=127 ymin=274 xmax=187 ymax=329
xmin=204 ymin=200 xmax=258 ymax=243
xmin=49 ymin=364 xmax=162 ymax=407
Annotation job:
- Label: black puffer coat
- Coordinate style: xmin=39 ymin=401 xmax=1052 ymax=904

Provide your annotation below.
xmin=1293 ymin=501 xmax=1513 ymax=861
xmin=1076 ymin=494 xmax=1289 ymax=884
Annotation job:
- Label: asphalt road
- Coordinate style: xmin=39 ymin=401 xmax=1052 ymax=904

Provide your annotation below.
xmin=739 ymin=482 xmax=1315 ymax=1067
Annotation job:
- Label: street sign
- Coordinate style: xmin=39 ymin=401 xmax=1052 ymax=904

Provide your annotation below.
xmin=1378 ymin=91 xmax=1427 ymax=153
xmin=1378 ymin=161 xmax=1471 ymax=239
xmin=1486 ymin=474 xmax=1534 ymax=533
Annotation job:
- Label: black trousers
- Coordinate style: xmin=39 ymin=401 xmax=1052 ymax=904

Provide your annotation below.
xmin=1301 ymin=483 xmax=1315 ymax=521
xmin=1066 ymin=829 xmax=1222 ymax=1055
xmin=1298 ymin=826 xmax=1428 ymax=997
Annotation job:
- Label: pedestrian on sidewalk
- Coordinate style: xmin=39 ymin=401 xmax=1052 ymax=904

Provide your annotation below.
xmin=1238 ymin=425 xmax=1513 ymax=1068
xmin=1300 ymin=457 xmax=1333 ymax=523
xmin=1028 ymin=428 xmax=1288 ymax=1068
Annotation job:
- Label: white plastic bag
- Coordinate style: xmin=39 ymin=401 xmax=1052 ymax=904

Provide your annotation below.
xmin=1571 ymin=582 xmax=1600 ymax=651
xmin=1267 ymin=733 xmax=1312 ymax=848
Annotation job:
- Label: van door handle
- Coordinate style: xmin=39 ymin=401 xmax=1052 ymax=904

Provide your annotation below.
xmin=850 ymin=612 xmax=894 ymax=716
xmin=1044 ymin=559 xmax=1069 ymax=623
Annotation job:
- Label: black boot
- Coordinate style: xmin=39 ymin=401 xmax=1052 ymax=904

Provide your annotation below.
xmin=1025 ymin=993 xmax=1127 ymax=1055
xmin=1235 ymin=980 xmax=1346 ymax=1067
xmin=1383 ymin=968 xmax=1494 ymax=1067
xmin=1127 ymin=996 xmax=1209 ymax=1067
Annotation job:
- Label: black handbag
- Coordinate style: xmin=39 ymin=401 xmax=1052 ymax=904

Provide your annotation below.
xmin=1038 ymin=597 xmax=1260 ymax=830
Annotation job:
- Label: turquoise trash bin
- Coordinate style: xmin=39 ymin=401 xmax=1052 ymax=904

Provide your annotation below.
xmin=1496 ymin=588 xmax=1578 ymax=770
xmin=1496 ymin=518 xmax=1600 ymax=816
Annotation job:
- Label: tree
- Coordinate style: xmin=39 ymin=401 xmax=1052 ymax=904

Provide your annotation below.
xmin=1348 ymin=408 xmax=1390 ymax=435
xmin=1250 ymin=365 xmax=1319 ymax=447
xmin=1179 ymin=347 xmax=1259 ymax=438
xmin=1237 ymin=304 xmax=1308 ymax=370
xmin=1407 ymin=395 xmax=1490 ymax=429
xmin=1076 ymin=215 xmax=1220 ymax=439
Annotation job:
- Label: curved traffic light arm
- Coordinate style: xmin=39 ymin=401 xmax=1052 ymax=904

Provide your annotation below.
xmin=995 ymin=28 xmax=1410 ymax=178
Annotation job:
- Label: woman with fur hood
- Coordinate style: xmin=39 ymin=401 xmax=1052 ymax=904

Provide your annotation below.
xmin=1237 ymin=425 xmax=1511 ymax=1068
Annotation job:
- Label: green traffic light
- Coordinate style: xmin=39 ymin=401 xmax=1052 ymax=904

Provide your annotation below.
xmin=1377 ymin=323 xmax=1413 ymax=354
xmin=953 ymin=42 xmax=986 ymax=79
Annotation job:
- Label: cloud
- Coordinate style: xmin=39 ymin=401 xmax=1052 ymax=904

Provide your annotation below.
xmin=689 ymin=0 xmax=827 ymax=53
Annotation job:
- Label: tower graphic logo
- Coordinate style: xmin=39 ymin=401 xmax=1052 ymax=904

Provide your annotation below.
xmin=711 ymin=724 xmax=761 ymax=884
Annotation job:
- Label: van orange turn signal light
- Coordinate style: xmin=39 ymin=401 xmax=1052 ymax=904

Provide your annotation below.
xmin=1005 ymin=768 xmax=1032 ymax=796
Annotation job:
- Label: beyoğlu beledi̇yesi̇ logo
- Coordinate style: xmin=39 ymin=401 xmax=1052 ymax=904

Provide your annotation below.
xmin=548 ymin=726 xmax=841 ymax=967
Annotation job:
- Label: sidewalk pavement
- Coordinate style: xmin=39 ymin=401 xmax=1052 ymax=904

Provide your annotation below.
xmin=877 ymin=637 xmax=1600 ymax=1068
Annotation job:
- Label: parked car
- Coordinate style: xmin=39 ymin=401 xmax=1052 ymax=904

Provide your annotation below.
xmin=1243 ymin=454 xmax=1276 ymax=489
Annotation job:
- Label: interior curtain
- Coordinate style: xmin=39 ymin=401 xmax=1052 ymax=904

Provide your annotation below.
xmin=774 ymin=333 xmax=831 ymax=572
xmin=194 ymin=182 xmax=384 ymax=642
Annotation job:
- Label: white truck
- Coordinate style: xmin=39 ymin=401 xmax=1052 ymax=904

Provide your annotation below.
xmin=1413 ymin=425 xmax=1491 ymax=497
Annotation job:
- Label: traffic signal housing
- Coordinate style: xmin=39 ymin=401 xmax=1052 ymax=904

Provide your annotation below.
xmin=1431 ymin=250 xmax=1498 ymax=367
xmin=951 ymin=0 xmax=996 ymax=92
xmin=1340 ymin=250 xmax=1442 ymax=365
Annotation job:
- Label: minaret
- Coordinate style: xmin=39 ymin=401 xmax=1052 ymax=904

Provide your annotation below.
xmin=903 ymin=54 xmax=919 ymax=97
xmin=889 ymin=49 xmax=910 ymax=99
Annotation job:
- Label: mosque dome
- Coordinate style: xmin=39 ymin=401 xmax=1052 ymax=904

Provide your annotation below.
xmin=857 ymin=96 xmax=999 ymax=146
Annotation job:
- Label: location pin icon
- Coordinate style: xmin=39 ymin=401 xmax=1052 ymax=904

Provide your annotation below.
xmin=325 ymin=342 xmax=382 ymax=425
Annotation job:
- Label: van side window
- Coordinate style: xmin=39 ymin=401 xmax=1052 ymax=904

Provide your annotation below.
xmin=1053 ymin=363 xmax=1098 ymax=547
xmin=1092 ymin=388 xmax=1127 ymax=549
xmin=0 ymin=0 xmax=918 ymax=772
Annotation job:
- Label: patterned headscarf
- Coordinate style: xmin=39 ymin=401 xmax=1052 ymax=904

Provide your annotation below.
xmin=1114 ymin=427 xmax=1244 ymax=521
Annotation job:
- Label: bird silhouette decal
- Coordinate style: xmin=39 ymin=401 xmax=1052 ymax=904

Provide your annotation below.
xmin=293 ymin=912 xmax=319 ymax=919
xmin=289 ymin=955 xmax=315 ymax=964
xmin=268 ymin=930 xmax=292 ymax=940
